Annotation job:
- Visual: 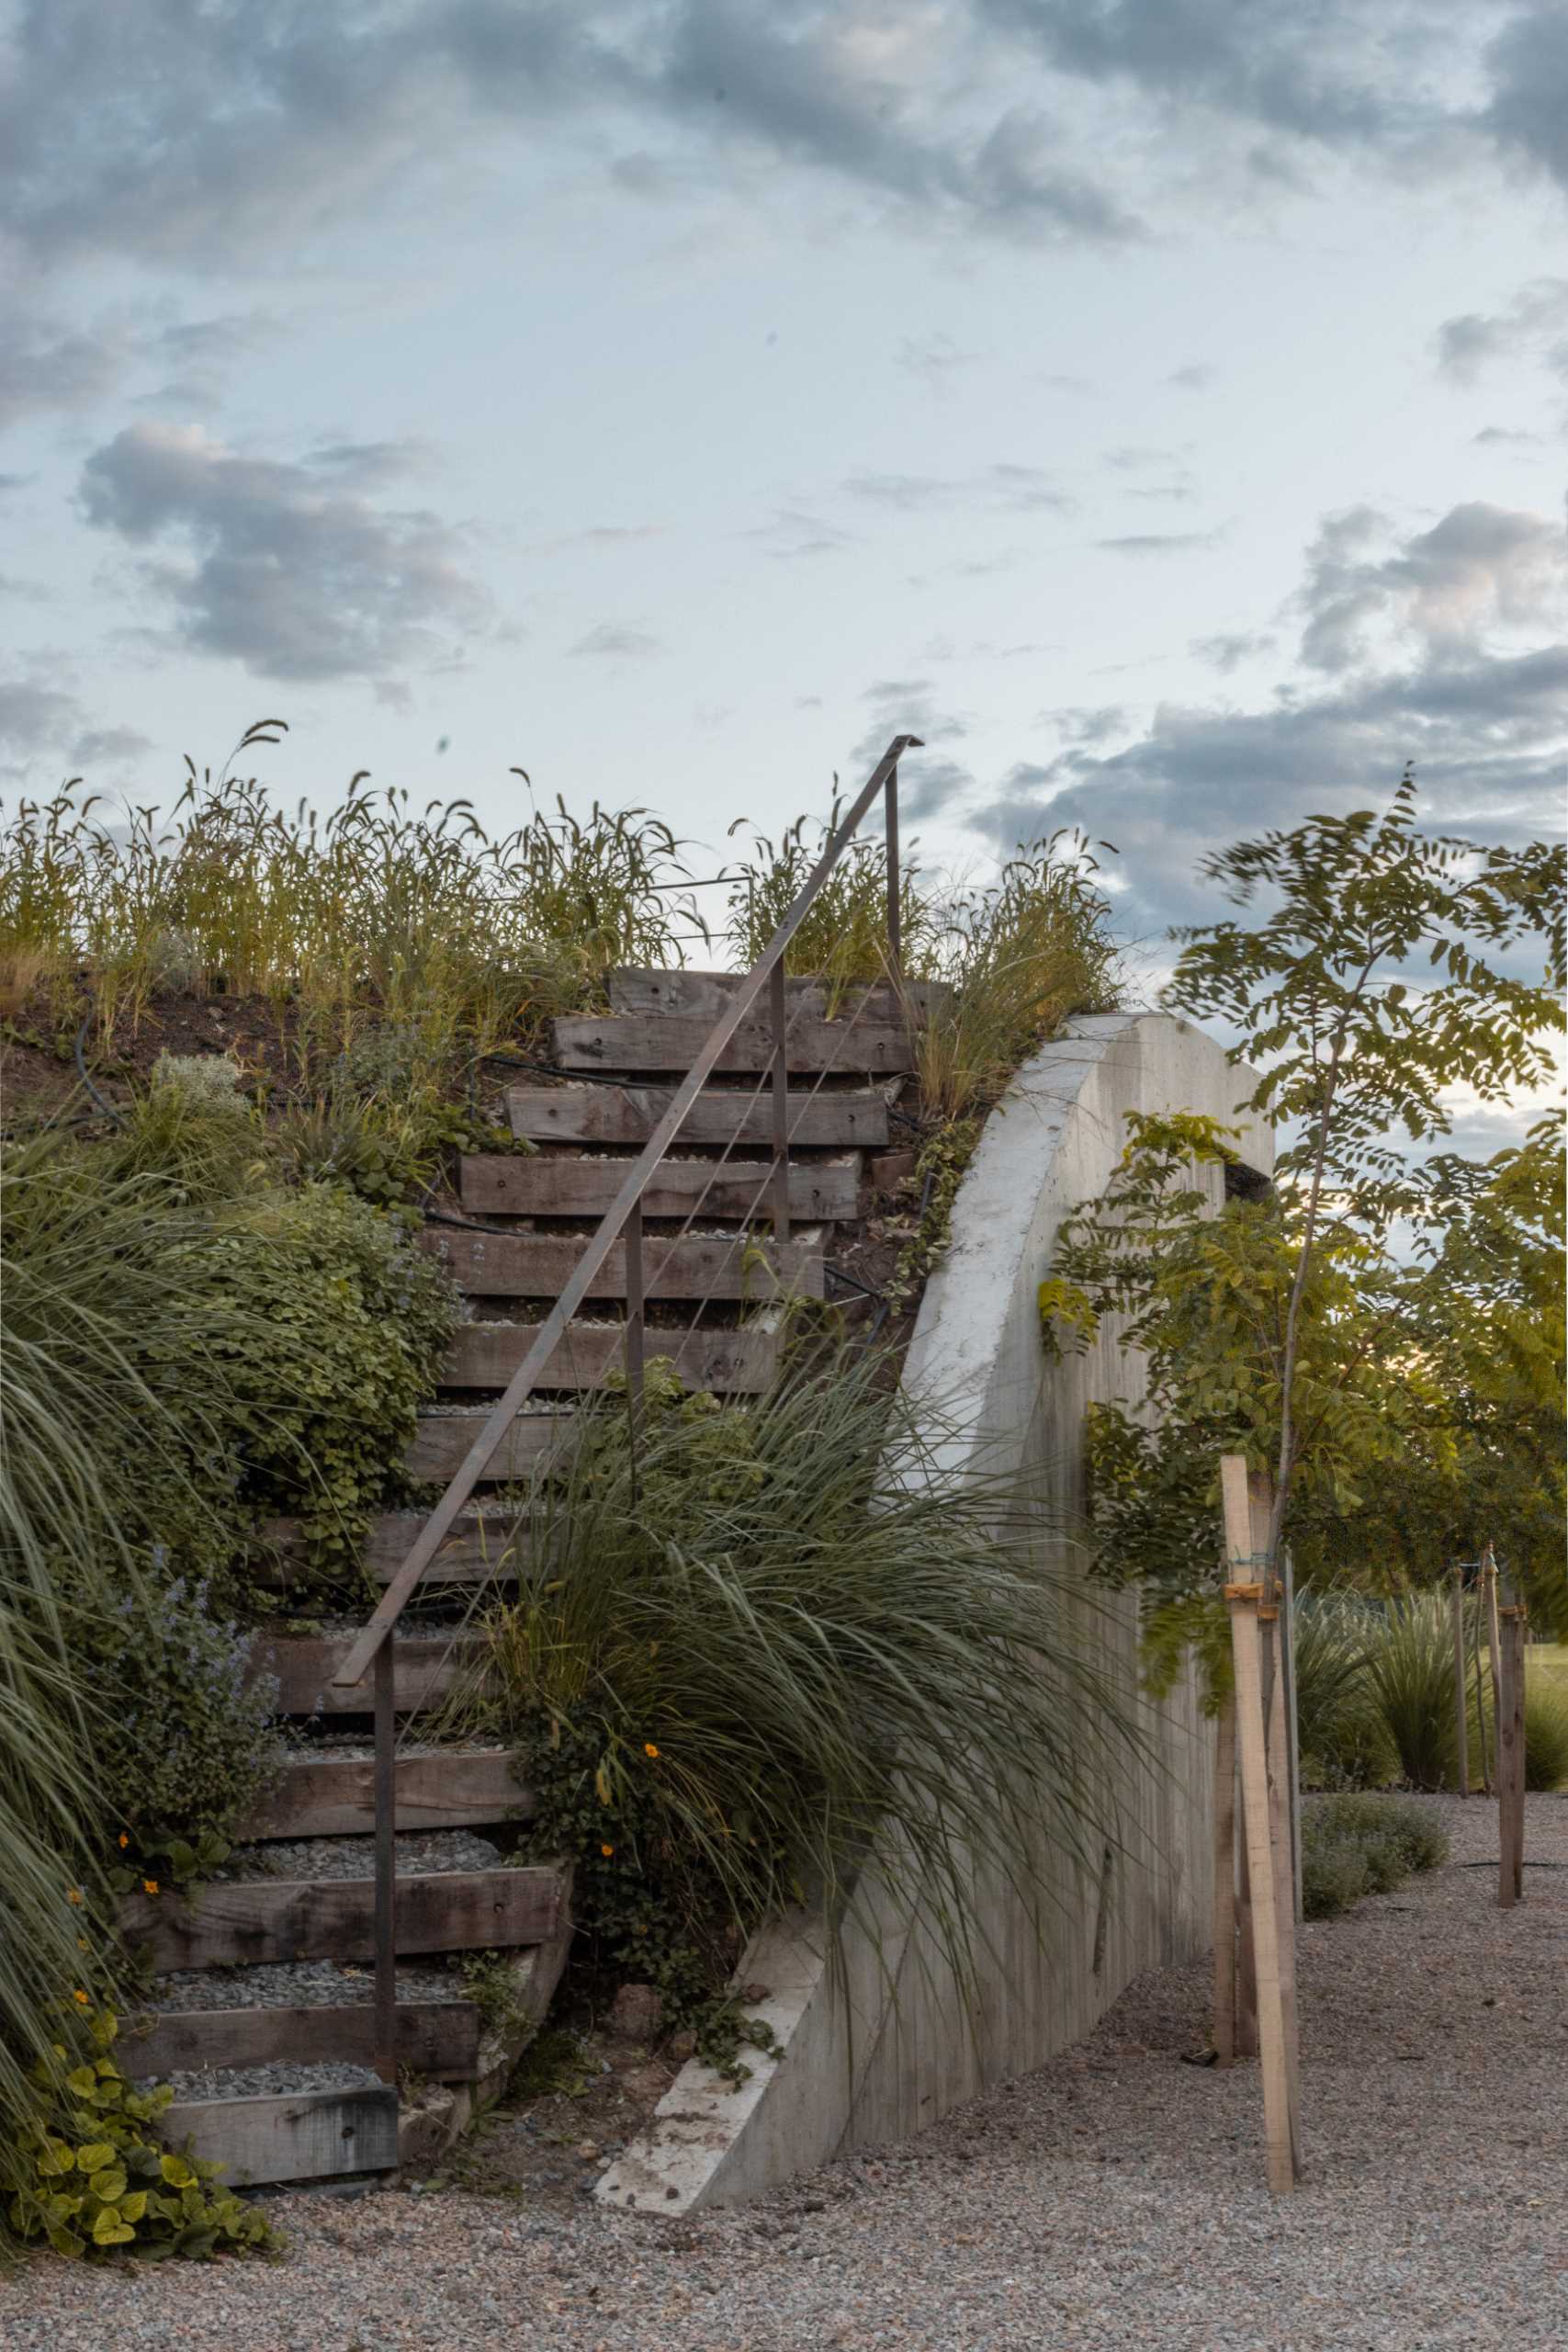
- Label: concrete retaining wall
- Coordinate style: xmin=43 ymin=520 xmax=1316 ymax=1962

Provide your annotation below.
xmin=599 ymin=1012 xmax=1271 ymax=2213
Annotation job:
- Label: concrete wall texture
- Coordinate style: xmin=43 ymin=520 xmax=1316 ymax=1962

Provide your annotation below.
xmin=599 ymin=1012 xmax=1273 ymax=2214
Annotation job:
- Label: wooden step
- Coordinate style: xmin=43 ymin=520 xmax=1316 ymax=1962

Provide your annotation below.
xmin=407 ymin=1410 xmax=572 ymax=1484
xmin=160 ymin=2086 xmax=399 ymax=2188
xmin=607 ymin=969 xmax=949 ymax=1021
xmin=249 ymin=1633 xmax=480 ymax=1716
xmin=239 ymin=1747 xmax=532 ymax=1840
xmin=120 ymin=1865 xmax=564 ymax=1971
xmin=254 ymin=1509 xmax=527 ymax=1589
xmin=443 ymin=1321 xmax=778 ymax=1393
xmin=459 ymin=1153 xmax=859 ymax=1223
xmin=554 ymin=1011 xmax=915 ymax=1075
xmin=129 ymin=1997 xmax=481 ymax=2084
xmin=507 ymin=1084 xmax=889 ymax=1150
xmin=422 ymin=1227 xmax=824 ymax=1302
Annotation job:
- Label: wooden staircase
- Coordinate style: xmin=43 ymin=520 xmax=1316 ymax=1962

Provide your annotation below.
xmin=119 ymin=969 xmax=921 ymax=2189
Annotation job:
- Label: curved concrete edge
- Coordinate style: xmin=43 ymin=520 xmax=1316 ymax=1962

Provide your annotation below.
xmin=599 ymin=1013 xmax=1270 ymax=2216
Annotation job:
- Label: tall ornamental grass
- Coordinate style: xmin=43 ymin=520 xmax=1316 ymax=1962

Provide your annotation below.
xmin=725 ymin=820 xmax=1120 ymax=1122
xmin=460 ymin=1347 xmax=1147 ymax=2007
xmin=0 ymin=720 xmax=703 ymax=1060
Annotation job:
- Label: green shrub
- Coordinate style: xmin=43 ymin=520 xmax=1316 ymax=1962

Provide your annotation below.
xmin=1302 ymin=1792 xmax=1450 ymax=1918
xmin=457 ymin=1348 xmax=1142 ymax=2070
xmin=1292 ymin=1595 xmax=1400 ymax=1789
xmin=1524 ymin=1682 xmax=1568 ymax=1792
xmin=85 ymin=1577 xmax=283 ymax=1876
xmin=1301 ymin=1833 xmax=1371 ymax=1918
xmin=2 ymin=2010 xmax=272 ymax=2259
xmin=201 ymin=1182 xmax=457 ymax=1563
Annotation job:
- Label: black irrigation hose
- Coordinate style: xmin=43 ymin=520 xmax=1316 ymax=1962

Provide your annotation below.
xmin=473 ymin=1048 xmax=652 ymax=1092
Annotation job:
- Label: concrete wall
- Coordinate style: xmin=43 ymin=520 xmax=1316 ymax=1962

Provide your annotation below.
xmin=600 ymin=1012 xmax=1271 ymax=2214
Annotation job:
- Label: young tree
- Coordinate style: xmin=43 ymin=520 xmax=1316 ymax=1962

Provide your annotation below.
xmin=1043 ymin=775 xmax=1565 ymax=1640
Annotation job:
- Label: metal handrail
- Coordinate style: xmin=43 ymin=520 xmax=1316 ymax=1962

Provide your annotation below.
xmin=333 ymin=733 xmax=922 ymax=2076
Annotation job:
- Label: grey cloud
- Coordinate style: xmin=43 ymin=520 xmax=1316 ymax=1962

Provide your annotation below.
xmin=896 ymin=334 xmax=975 ymax=387
xmin=0 ymin=679 xmax=83 ymax=759
xmin=1434 ymin=279 xmax=1568 ymax=384
xmin=1483 ymin=6 xmax=1568 ymax=192
xmin=1168 ymin=364 xmax=1214 ymax=390
xmin=1297 ymin=500 xmax=1566 ymax=673
xmin=70 ymin=726 xmax=153 ymax=766
xmin=1472 ymin=425 xmax=1541 ymax=447
xmin=3 ymin=0 xmax=1553 ymax=312
xmin=749 ymin=506 xmax=855 ymax=560
xmin=1097 ymin=530 xmax=1217 ymax=554
xmin=1190 ymin=629 xmax=1277 ymax=672
xmin=569 ymin=623 xmax=662 ymax=659
xmin=843 ymin=463 xmax=1073 ymax=515
xmin=968 ymin=640 xmax=1568 ymax=942
xmin=852 ymin=677 xmax=972 ymax=789
xmin=79 ymin=421 xmax=490 ymax=683
xmin=0 ymin=317 xmax=129 ymax=430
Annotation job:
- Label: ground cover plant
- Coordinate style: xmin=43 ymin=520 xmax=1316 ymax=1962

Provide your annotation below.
xmin=1300 ymin=1792 xmax=1449 ymax=1920
xmin=452 ymin=1347 xmax=1145 ymax=2075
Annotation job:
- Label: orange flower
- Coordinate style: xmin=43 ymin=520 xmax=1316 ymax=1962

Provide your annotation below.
xmin=643 ymin=1743 xmax=660 ymax=1759
xmin=600 ymin=1843 xmax=615 ymax=1859
xmin=118 ymin=1834 xmax=130 ymax=1850
xmin=66 ymin=1889 xmax=83 ymax=1906
xmin=142 ymin=1879 xmax=160 ymax=1897
xmin=77 ymin=1939 xmax=88 ymax=1952
xmin=72 ymin=1990 xmax=89 ymax=2007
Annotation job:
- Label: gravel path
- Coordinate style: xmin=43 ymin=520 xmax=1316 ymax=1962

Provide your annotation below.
xmin=4 ymin=1792 xmax=1562 ymax=2350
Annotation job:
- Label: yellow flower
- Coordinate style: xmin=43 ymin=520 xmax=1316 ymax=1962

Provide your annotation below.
xmin=118 ymin=1834 xmax=130 ymax=1850
xmin=73 ymin=1990 xmax=89 ymax=2007
xmin=66 ymin=1888 xmax=83 ymax=1906
xmin=643 ymin=1743 xmax=660 ymax=1759
xmin=77 ymin=1939 xmax=88 ymax=1952
xmin=600 ymin=1843 xmax=615 ymax=1859
xmin=142 ymin=1878 xmax=160 ymax=1897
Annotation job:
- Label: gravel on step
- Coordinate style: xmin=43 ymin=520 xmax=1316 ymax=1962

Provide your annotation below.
xmin=155 ymin=2059 xmax=385 ymax=2104
xmin=7 ymin=1792 xmax=1562 ymax=2350
xmin=212 ymin=1828 xmax=507 ymax=1883
xmin=296 ymin=1731 xmax=508 ymax=1761
xmin=147 ymin=1956 xmax=461 ymax=2016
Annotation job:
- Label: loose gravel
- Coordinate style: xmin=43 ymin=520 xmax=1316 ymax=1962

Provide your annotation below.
xmin=147 ymin=1957 xmax=460 ymax=2016
xmin=4 ymin=1792 xmax=1562 ymax=2350
xmin=213 ymin=1829 xmax=506 ymax=1883
xmin=157 ymin=2059 xmax=386 ymax=2104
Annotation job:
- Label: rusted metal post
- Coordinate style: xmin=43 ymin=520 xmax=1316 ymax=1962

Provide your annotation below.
xmin=770 ymin=956 xmax=790 ymax=1245
xmin=884 ymin=764 xmax=901 ymax=983
xmin=624 ymin=1197 xmax=646 ymax=1411
xmin=373 ymin=1637 xmax=397 ymax=2083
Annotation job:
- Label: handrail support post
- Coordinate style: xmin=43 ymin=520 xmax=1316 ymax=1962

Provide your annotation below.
xmin=884 ymin=763 xmax=902 ymax=986
xmin=770 ymin=956 xmax=790 ymax=1246
xmin=372 ymin=1637 xmax=397 ymax=2084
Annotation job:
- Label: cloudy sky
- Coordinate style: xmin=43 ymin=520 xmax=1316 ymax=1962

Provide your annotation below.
xmin=2 ymin=0 xmax=1564 ymax=964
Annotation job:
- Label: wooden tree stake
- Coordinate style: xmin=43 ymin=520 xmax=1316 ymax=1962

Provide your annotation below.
xmin=1451 ymin=1567 xmax=1470 ymax=1798
xmin=1227 ymin=1581 xmax=1303 ymax=2192
xmin=1212 ymin=1694 xmax=1237 ymax=2067
xmin=1497 ymin=1605 xmax=1527 ymax=1908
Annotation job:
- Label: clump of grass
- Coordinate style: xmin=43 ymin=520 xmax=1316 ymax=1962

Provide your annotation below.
xmin=457 ymin=1347 xmax=1145 ymax=2023
xmin=725 ymin=815 xmax=1119 ymax=1122
xmin=1524 ymin=1682 xmax=1568 ymax=1791
xmin=1292 ymin=1593 xmax=1399 ymax=1790
xmin=1301 ymin=1792 xmax=1449 ymax=1919
xmin=0 ymin=720 xmax=705 ymax=1066
xmin=1359 ymin=1594 xmax=1477 ymax=1792
xmin=910 ymin=836 xmax=1121 ymax=1124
